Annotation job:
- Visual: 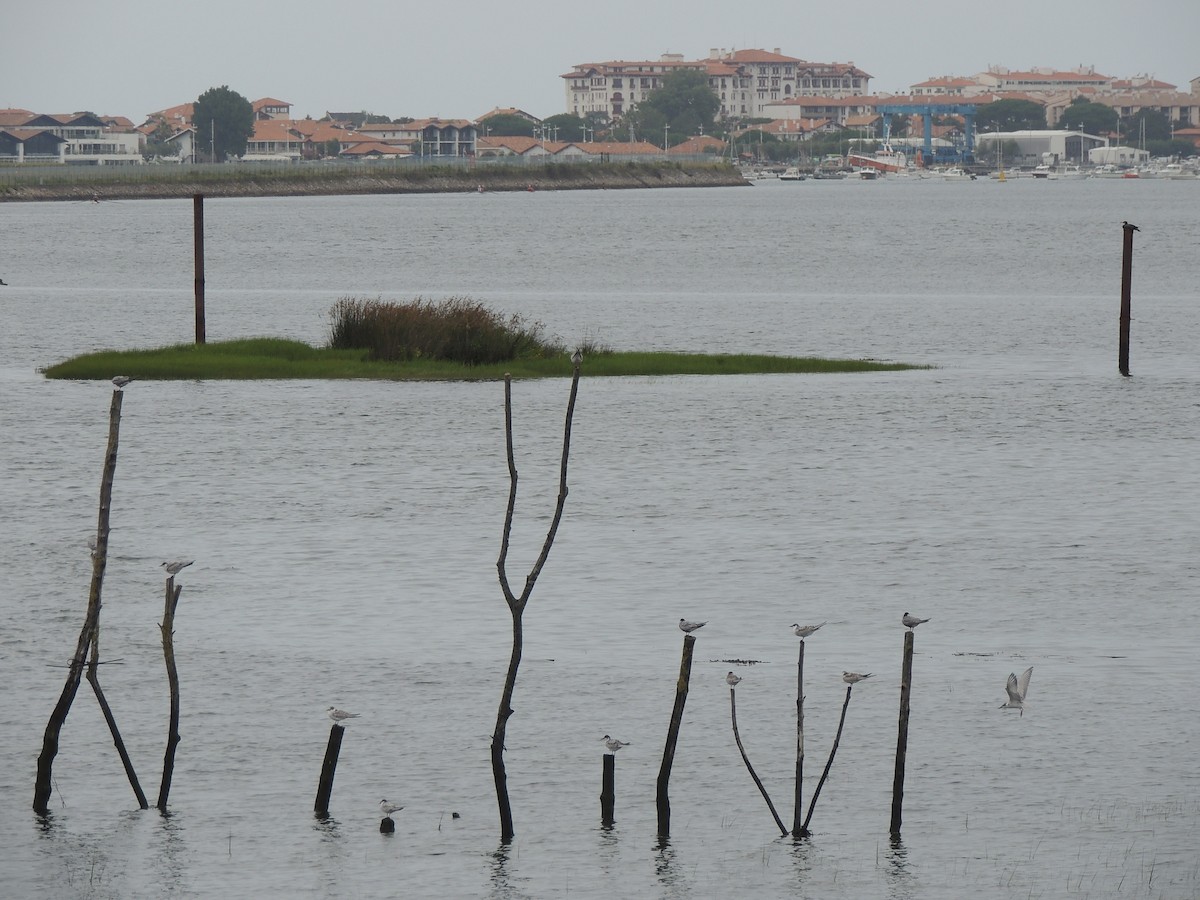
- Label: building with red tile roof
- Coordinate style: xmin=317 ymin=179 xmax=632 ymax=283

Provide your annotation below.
xmin=564 ymin=48 xmax=871 ymax=123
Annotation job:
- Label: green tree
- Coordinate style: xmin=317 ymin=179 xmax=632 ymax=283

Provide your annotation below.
xmin=1125 ymin=109 xmax=1170 ymax=142
xmin=976 ymin=98 xmax=1047 ymax=131
xmin=639 ymin=69 xmax=721 ymax=140
xmin=1058 ymin=97 xmax=1118 ymax=135
xmin=541 ymin=113 xmax=586 ymax=142
xmin=142 ymin=117 xmax=179 ymax=159
xmin=193 ymin=86 xmax=254 ymax=161
xmin=479 ymin=114 xmax=536 ymax=137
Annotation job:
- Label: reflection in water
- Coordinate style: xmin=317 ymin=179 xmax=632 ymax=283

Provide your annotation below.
xmin=885 ymin=833 xmax=917 ymax=900
xmin=654 ymin=835 xmax=690 ymax=897
xmin=790 ymin=835 xmax=814 ymax=886
xmin=311 ymin=814 xmax=347 ymax=897
xmin=488 ymin=841 xmax=533 ymax=900
xmin=153 ymin=809 xmax=189 ymax=895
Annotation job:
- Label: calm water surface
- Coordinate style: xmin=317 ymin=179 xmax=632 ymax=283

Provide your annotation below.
xmin=1 ymin=178 xmax=1199 ymax=899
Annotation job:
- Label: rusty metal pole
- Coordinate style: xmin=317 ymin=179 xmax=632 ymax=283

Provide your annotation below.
xmin=194 ymin=194 xmax=206 ymax=345
xmin=1119 ymin=221 xmax=1136 ymax=376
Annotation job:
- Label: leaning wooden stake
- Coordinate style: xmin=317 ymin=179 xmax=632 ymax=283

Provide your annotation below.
xmin=730 ymin=685 xmax=787 ymax=835
xmin=600 ymin=753 xmax=615 ymax=826
xmin=656 ymin=633 xmax=695 ymax=838
xmin=491 ymin=360 xmax=582 ymax=844
xmin=792 ymin=638 xmax=806 ymax=837
xmin=157 ymin=578 xmax=184 ymax=810
xmin=799 ymin=684 xmax=854 ymax=836
xmin=1118 ymin=220 xmax=1136 ymax=376
xmin=35 ymin=388 xmax=139 ymax=813
xmin=890 ymin=630 xmax=915 ymax=834
xmin=314 ymin=724 xmax=346 ymax=816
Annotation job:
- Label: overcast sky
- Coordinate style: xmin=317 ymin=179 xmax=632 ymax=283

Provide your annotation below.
xmin=4 ymin=0 xmax=1197 ymax=123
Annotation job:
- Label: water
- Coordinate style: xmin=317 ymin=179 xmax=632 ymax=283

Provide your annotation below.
xmin=2 ymin=177 xmax=1199 ymax=899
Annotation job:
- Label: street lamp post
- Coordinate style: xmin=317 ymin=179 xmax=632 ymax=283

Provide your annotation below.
xmin=663 ymin=124 xmax=670 ymax=155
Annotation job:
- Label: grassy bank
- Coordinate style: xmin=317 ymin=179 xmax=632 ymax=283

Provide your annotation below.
xmin=0 ymin=159 xmax=747 ymax=202
xmin=41 ymin=338 xmax=927 ymax=382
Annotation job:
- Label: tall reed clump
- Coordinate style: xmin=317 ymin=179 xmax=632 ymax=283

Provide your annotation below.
xmin=328 ymin=297 xmax=561 ymax=366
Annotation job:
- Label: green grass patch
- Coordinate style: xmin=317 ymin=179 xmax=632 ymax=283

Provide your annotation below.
xmin=42 ymin=338 xmax=928 ymax=382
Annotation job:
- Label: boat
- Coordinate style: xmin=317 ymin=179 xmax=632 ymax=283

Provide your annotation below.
xmin=856 ymin=168 xmax=879 ymax=180
xmin=940 ymin=167 xmax=976 ymax=180
xmin=778 ymin=167 xmax=806 ymax=181
xmin=1030 ymin=164 xmax=1058 ymax=180
xmin=847 ymin=143 xmax=907 ymax=174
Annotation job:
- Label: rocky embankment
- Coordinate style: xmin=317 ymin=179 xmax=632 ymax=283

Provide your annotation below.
xmin=1 ymin=162 xmax=748 ymax=202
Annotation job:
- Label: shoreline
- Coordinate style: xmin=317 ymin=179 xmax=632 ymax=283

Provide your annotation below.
xmin=0 ymin=161 xmax=748 ymax=202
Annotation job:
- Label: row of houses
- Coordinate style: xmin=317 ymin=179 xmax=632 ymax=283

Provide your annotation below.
xmin=3 ymin=55 xmax=1198 ymax=167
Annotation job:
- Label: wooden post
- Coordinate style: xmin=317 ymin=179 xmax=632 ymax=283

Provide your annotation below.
xmin=491 ymin=363 xmax=581 ymax=844
xmin=656 ymin=633 xmax=695 ymax=838
xmin=792 ymin=639 xmax=806 ymax=837
xmin=890 ymin=630 xmax=915 ymax=834
xmin=157 ymin=578 xmax=184 ymax=810
xmin=314 ymin=724 xmax=345 ymax=816
xmin=1119 ymin=222 xmax=1135 ymax=376
xmin=193 ymin=194 xmax=206 ymax=345
xmin=800 ymin=684 xmax=853 ymax=836
xmin=730 ymin=686 xmax=787 ymax=835
xmin=34 ymin=389 xmax=124 ymax=814
xmin=600 ymin=752 xmax=615 ymax=826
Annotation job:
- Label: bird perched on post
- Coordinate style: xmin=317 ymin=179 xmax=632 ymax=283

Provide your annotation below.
xmin=902 ymin=612 xmax=930 ymax=630
xmin=112 ymin=375 xmax=133 ymax=390
xmin=678 ymin=618 xmax=707 ymax=634
xmin=379 ymin=799 xmax=404 ymax=817
xmin=726 ymin=671 xmax=742 ymax=687
xmin=1000 ymin=666 xmax=1034 ymax=716
xmin=792 ymin=622 xmax=825 ymax=638
xmin=842 ymin=671 xmax=873 ymax=684
xmin=1122 ymin=220 xmax=1140 ymax=232
xmin=327 ymin=706 xmax=361 ymax=725
xmin=161 ymin=560 xmax=193 ymax=576
xmin=601 ymin=734 xmax=630 ymax=754
xmin=571 ymin=348 xmax=583 ymax=367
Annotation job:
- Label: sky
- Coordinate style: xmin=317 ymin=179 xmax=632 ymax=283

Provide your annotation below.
xmin=4 ymin=0 xmax=1197 ymax=124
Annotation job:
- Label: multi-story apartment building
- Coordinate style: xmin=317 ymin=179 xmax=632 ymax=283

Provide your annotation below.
xmin=563 ymin=48 xmax=870 ymax=122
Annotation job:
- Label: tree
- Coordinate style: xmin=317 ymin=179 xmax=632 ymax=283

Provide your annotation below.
xmin=1125 ymin=109 xmax=1170 ymax=143
xmin=639 ymin=69 xmax=721 ymax=139
xmin=1058 ymin=97 xmax=1118 ymax=136
xmin=542 ymin=113 xmax=586 ymax=142
xmin=143 ymin=118 xmax=180 ymax=159
xmin=479 ymin=114 xmax=536 ymax=137
xmin=976 ymin=99 xmax=1047 ymax=132
xmin=192 ymin=86 xmax=254 ymax=162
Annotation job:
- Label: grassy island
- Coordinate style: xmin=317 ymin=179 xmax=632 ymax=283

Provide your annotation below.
xmin=42 ymin=337 xmax=925 ymax=381
xmin=42 ymin=298 xmax=927 ymax=382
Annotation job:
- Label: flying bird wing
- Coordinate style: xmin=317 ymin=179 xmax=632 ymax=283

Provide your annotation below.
xmin=1017 ymin=666 xmax=1034 ymax=700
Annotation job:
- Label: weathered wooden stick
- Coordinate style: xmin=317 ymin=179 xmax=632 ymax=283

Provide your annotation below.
xmin=314 ymin=724 xmax=345 ymax=816
xmin=730 ymin=687 xmax=787 ymax=835
xmin=890 ymin=629 xmax=915 ymax=834
xmin=1119 ymin=221 xmax=1136 ymax=376
xmin=792 ymin=638 xmax=806 ymax=837
xmin=656 ymin=633 xmax=696 ymax=838
xmin=194 ymin=194 xmax=206 ymax=345
xmin=800 ymin=684 xmax=853 ymax=836
xmin=86 ymin=665 xmax=149 ymax=809
xmin=157 ymin=578 xmax=184 ymax=810
xmin=600 ymin=752 xmax=615 ymax=826
xmin=491 ymin=363 xmax=581 ymax=844
xmin=34 ymin=389 xmax=123 ymax=814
